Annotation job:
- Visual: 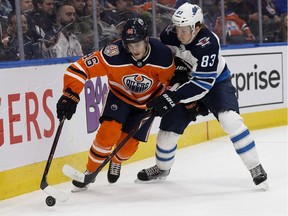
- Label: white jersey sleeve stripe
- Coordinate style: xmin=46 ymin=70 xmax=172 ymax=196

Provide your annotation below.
xmin=192 ymin=79 xmax=214 ymax=90
xmin=65 ymin=71 xmax=86 ymax=84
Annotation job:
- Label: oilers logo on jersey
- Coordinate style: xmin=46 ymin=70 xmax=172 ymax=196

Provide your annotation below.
xmin=123 ymin=74 xmax=153 ymax=93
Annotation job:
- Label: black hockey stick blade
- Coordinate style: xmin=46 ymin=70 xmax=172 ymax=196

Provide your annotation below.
xmin=40 ymin=117 xmax=69 ymax=202
xmin=62 ymin=111 xmax=155 ymax=185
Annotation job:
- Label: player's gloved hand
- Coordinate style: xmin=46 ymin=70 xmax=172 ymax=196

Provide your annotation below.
xmin=56 ymin=88 xmax=80 ymax=120
xmin=185 ymin=101 xmax=209 ymax=121
xmin=147 ymin=90 xmax=180 ymax=117
xmin=169 ymin=57 xmax=191 ymax=86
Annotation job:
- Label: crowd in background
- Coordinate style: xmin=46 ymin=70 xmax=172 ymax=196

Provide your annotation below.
xmin=0 ymin=0 xmax=287 ymax=61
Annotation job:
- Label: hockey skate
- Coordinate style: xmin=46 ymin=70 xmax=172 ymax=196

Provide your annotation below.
xmin=250 ymin=164 xmax=268 ymax=191
xmin=71 ymin=170 xmax=95 ymax=193
xmin=107 ymin=161 xmax=121 ymax=183
xmin=136 ymin=165 xmax=170 ymax=183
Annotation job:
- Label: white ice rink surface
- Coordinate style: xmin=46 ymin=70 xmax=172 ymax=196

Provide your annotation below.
xmin=0 ymin=126 xmax=287 ymax=216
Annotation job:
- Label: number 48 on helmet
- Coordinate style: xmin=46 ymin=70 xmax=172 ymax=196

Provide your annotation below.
xmin=121 ymin=18 xmax=148 ymax=44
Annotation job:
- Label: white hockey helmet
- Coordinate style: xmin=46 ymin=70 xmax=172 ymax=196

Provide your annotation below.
xmin=172 ymin=3 xmax=204 ymax=31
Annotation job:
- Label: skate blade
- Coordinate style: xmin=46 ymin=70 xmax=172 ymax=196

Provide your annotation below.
xmin=134 ymin=177 xmax=167 ymax=184
xmin=257 ymin=181 xmax=269 ymax=191
xmin=71 ymin=185 xmax=89 ymax=193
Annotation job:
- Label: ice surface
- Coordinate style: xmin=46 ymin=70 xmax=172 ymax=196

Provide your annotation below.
xmin=0 ymin=126 xmax=287 ymax=216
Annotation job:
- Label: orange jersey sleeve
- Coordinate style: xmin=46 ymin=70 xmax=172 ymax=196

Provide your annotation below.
xmin=63 ymin=51 xmax=108 ymax=94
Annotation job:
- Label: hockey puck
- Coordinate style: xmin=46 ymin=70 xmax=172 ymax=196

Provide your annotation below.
xmin=46 ymin=196 xmax=56 ymax=207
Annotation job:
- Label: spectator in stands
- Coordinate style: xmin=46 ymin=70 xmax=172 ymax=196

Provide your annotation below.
xmin=30 ymin=0 xmax=55 ymax=34
xmin=158 ymin=0 xmax=176 ymax=8
xmin=213 ymin=0 xmax=255 ymax=44
xmin=68 ymin=0 xmax=86 ymax=18
xmin=229 ymin=0 xmax=258 ymax=23
xmin=0 ymin=11 xmax=43 ymax=61
xmin=18 ymin=0 xmax=45 ymax=43
xmin=230 ymin=0 xmax=282 ymax=42
xmin=0 ymin=14 xmax=7 ymax=34
xmin=68 ymin=0 xmax=93 ymax=53
xmin=82 ymin=0 xmax=93 ymax=16
xmin=121 ymin=0 xmax=172 ymax=35
xmin=262 ymin=0 xmax=277 ymax=19
xmin=174 ymin=0 xmax=196 ymax=9
xmin=101 ymin=0 xmax=140 ymax=26
xmin=74 ymin=0 xmax=94 ymax=52
xmin=228 ymin=0 xmax=259 ymax=39
xmin=103 ymin=0 xmax=159 ymax=36
xmin=0 ymin=0 xmax=12 ymax=16
xmin=74 ymin=0 xmax=119 ymax=53
xmin=278 ymin=13 xmax=288 ymax=41
xmin=20 ymin=0 xmax=34 ymax=13
xmin=42 ymin=3 xmax=83 ymax=58
xmin=68 ymin=0 xmax=104 ymax=53
xmin=261 ymin=0 xmax=282 ymax=42
xmin=0 ymin=15 xmax=8 ymax=49
xmin=152 ymin=1 xmax=176 ymax=34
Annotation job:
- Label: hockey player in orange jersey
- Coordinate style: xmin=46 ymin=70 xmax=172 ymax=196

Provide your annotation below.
xmin=56 ymin=17 xmax=175 ymax=190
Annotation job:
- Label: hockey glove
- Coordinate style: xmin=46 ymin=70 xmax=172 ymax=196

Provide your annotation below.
xmin=185 ymin=101 xmax=209 ymax=121
xmin=169 ymin=57 xmax=191 ymax=86
xmin=147 ymin=90 xmax=180 ymax=117
xmin=56 ymin=88 xmax=80 ymax=120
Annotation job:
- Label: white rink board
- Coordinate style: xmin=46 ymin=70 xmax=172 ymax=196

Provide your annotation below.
xmin=222 ymin=45 xmax=287 ymax=113
xmin=0 ymin=45 xmax=287 ymax=171
xmin=229 ymin=53 xmax=283 ymax=106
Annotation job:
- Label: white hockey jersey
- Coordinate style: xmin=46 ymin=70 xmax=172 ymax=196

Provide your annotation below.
xmin=160 ymin=26 xmax=231 ymax=103
xmin=44 ymin=32 xmax=83 ymax=58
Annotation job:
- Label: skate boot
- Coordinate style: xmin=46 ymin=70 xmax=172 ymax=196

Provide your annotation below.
xmin=71 ymin=170 xmax=95 ymax=192
xmin=107 ymin=161 xmax=121 ymax=183
xmin=250 ymin=164 xmax=268 ymax=191
xmin=136 ymin=165 xmax=170 ymax=182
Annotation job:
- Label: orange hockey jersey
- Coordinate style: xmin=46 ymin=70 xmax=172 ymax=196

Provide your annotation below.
xmin=63 ymin=38 xmax=175 ymax=109
xmin=214 ymin=12 xmax=253 ymax=37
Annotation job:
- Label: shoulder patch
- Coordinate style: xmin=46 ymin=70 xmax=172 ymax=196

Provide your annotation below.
xmin=196 ymin=37 xmax=210 ymax=47
xmin=104 ymin=44 xmax=120 ymax=57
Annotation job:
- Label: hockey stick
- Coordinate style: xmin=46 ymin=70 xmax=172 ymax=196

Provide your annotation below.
xmin=62 ymin=111 xmax=155 ymax=186
xmin=40 ymin=117 xmax=69 ymax=202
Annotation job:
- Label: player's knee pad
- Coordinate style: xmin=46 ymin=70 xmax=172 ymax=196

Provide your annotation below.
xmin=157 ymin=130 xmax=180 ymax=150
xmin=114 ymin=132 xmax=139 ymax=163
xmin=219 ymin=111 xmax=259 ymax=170
xmin=156 ymin=130 xmax=180 ymax=170
xmin=95 ymin=120 xmax=122 ymax=148
xmin=218 ymin=110 xmax=247 ymax=136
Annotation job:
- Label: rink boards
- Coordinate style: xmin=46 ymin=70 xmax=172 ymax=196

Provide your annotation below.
xmin=0 ymin=44 xmax=287 ymax=200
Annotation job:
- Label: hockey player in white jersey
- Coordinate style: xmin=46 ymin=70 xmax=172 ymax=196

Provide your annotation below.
xmin=137 ymin=3 xmax=268 ymax=190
